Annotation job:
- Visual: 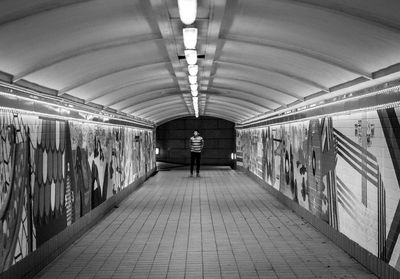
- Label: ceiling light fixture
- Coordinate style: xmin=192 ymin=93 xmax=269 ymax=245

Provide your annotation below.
xmin=188 ymin=64 xmax=198 ymax=76
xmin=191 ymin=90 xmax=199 ymax=97
xmin=183 ymin=28 xmax=198 ymax=49
xmin=184 ymin=50 xmax=197 ymax=65
xmin=190 ymin=83 xmax=198 ymax=91
xmin=177 ymin=0 xmax=197 ymax=25
xmin=188 ymin=75 xmax=197 ymax=84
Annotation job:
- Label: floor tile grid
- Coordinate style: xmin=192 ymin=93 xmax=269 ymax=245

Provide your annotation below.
xmin=185 ymin=174 xmax=204 ymax=279
xmin=161 ymin=172 xmax=192 ymax=279
xmin=169 ymin=173 xmax=194 ymax=279
xmin=213 ymin=170 xmax=283 ymax=279
xmin=34 ymin=177 xmax=161 ymax=279
xmin=228 ymin=172 xmax=336 ymax=277
xmin=127 ymin=173 xmax=185 ymax=279
xmin=89 ymin=178 xmax=171 ymax=279
xmin=207 ymin=170 xmax=245 ymax=278
xmin=234 ymin=174 xmax=375 ymax=278
xmin=38 ymin=176 xmax=171 ymax=279
xmin=145 ymin=172 xmax=189 ymax=279
xmin=221 ymin=171 xmax=319 ymax=278
xmin=225 ymin=170 xmax=291 ymax=279
xmin=201 ymin=173 xmax=224 ymax=279
xmin=34 ymin=169 xmax=379 ymax=279
xmin=207 ymin=170 xmax=261 ymax=279
xmin=230 ymin=171 xmax=376 ymax=279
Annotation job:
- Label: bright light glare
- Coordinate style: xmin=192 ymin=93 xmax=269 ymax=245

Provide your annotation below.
xmin=183 ymin=28 xmax=197 ymax=49
xmin=188 ymin=75 xmax=197 ymax=84
xmin=190 ymin=83 xmax=198 ymax=91
xmin=178 ymin=0 xmax=197 ymax=25
xmin=188 ymin=64 xmax=198 ymax=76
xmin=184 ymin=50 xmax=197 ymax=65
xmin=191 ymin=90 xmax=199 ymax=97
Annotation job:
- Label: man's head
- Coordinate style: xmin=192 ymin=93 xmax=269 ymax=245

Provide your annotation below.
xmin=193 ymin=130 xmax=199 ymax=136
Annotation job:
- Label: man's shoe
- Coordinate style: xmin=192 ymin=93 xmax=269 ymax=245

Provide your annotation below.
xmin=196 ymin=173 xmax=200 ymax=177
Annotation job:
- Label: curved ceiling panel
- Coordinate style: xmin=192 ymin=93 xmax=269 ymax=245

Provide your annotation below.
xmin=297 ymin=0 xmax=400 ymax=28
xmin=1 ymin=0 xmax=400 ymax=126
xmin=154 ymin=113 xmax=191 ymax=125
xmin=213 ymin=63 xmax=322 ymax=97
xmin=229 ymin=0 xmax=400 ymax=72
xmin=96 ymin=77 xmax=176 ymax=107
xmin=217 ymin=40 xmax=360 ymax=87
xmin=199 ymin=112 xmax=238 ymax=124
xmin=207 ymin=95 xmax=267 ymax=114
xmin=113 ymin=88 xmax=180 ymax=112
xmin=205 ymin=107 xmax=253 ymax=122
xmin=139 ymin=104 xmax=188 ymax=119
xmin=211 ymin=77 xmax=299 ymax=105
xmin=24 ymin=39 xmax=167 ymax=91
xmin=125 ymin=96 xmax=184 ymax=114
xmin=74 ymin=67 xmax=172 ymax=103
xmin=0 ymin=0 xmax=155 ymax=75
xmin=206 ymin=90 xmax=277 ymax=111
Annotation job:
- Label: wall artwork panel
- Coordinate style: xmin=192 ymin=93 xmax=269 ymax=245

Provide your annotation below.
xmin=237 ymin=107 xmax=400 ymax=271
xmin=0 ymin=111 xmax=155 ymax=272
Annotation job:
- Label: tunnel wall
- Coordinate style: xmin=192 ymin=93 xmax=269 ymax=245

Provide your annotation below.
xmin=0 ymin=110 xmax=155 ymax=277
xmin=156 ymin=116 xmax=235 ymax=165
xmin=236 ymin=106 xmax=400 ymax=275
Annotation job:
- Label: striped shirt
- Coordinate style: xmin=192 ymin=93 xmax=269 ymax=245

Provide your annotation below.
xmin=190 ymin=136 xmax=204 ymax=153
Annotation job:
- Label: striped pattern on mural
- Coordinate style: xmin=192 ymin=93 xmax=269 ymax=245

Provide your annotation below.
xmin=336 ymin=177 xmax=361 ymax=227
xmin=326 ymin=170 xmax=339 ymax=229
xmin=334 ymin=129 xmax=380 ymax=187
xmin=378 ymin=173 xmax=386 ymax=260
xmin=378 ymin=108 xmax=400 ymax=262
xmin=334 ymin=128 xmax=387 ymax=260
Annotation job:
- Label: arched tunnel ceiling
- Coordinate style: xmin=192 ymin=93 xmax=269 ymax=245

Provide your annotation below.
xmin=1 ymin=0 xmax=400 ymax=125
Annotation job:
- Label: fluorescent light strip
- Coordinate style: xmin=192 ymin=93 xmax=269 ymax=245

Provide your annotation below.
xmin=188 ymin=65 xmax=198 ymax=76
xmin=241 ymin=85 xmax=400 ymax=126
xmin=184 ymin=50 xmax=197 ymax=65
xmin=188 ymin=75 xmax=197 ymax=84
xmin=0 ymin=106 xmax=154 ymax=131
xmin=237 ymin=100 xmax=400 ymax=130
xmin=0 ymin=81 xmax=154 ymax=125
xmin=0 ymin=90 xmax=154 ymax=128
xmin=183 ymin=28 xmax=198 ymax=50
xmin=190 ymin=83 xmax=198 ymax=91
xmin=177 ymin=0 xmax=197 ymax=25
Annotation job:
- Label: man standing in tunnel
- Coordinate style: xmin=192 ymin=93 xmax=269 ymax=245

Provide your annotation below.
xmin=190 ymin=130 xmax=204 ymax=177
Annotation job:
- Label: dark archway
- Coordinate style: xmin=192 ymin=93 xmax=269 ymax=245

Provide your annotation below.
xmin=156 ymin=116 xmax=235 ymax=166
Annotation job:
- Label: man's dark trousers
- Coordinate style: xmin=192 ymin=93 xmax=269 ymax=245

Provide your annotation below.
xmin=190 ymin=152 xmax=201 ymax=174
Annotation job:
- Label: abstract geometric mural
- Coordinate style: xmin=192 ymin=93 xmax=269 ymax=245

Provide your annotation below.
xmin=237 ymin=107 xmax=400 ymax=271
xmin=0 ymin=111 xmax=155 ymax=272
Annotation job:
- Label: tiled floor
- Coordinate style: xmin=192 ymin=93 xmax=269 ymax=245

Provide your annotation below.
xmin=35 ymin=168 xmax=377 ymax=279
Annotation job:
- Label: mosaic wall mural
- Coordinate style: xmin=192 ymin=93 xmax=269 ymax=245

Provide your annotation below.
xmin=0 ymin=111 xmax=155 ymax=272
xmin=237 ymin=107 xmax=400 ymax=271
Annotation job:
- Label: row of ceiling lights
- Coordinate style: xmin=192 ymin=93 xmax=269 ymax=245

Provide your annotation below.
xmin=178 ymin=0 xmax=199 ymax=118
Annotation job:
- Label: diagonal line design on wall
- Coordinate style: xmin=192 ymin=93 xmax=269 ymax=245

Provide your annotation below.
xmin=378 ymin=108 xmax=400 ymax=262
xmin=334 ymin=127 xmax=386 ymax=260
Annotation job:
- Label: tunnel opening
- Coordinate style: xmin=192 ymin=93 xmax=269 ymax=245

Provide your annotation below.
xmin=156 ymin=116 xmax=236 ymax=169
